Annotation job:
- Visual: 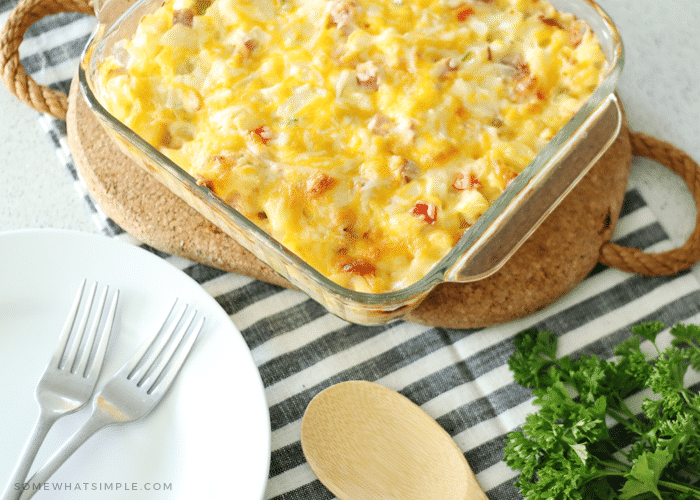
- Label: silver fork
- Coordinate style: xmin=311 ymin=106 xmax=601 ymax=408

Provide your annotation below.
xmin=17 ymin=300 xmax=205 ymax=500
xmin=1 ymin=280 xmax=119 ymax=500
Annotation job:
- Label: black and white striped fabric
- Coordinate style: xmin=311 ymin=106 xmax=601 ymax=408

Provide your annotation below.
xmin=4 ymin=2 xmax=700 ymax=498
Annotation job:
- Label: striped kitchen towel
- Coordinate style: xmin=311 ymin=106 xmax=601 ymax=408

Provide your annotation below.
xmin=3 ymin=1 xmax=699 ymax=498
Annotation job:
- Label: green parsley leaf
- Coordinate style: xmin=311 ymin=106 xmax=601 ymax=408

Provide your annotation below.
xmin=504 ymin=321 xmax=700 ymax=500
xmin=620 ymin=449 xmax=672 ymax=500
xmin=631 ymin=321 xmax=665 ymax=345
xmin=614 ymin=336 xmax=652 ymax=391
xmin=649 ymin=347 xmax=689 ymax=394
xmin=670 ymin=323 xmax=700 ymax=371
xmin=508 ymin=328 xmax=559 ymax=388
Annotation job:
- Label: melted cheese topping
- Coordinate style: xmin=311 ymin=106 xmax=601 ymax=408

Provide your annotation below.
xmin=96 ymin=0 xmax=606 ymax=292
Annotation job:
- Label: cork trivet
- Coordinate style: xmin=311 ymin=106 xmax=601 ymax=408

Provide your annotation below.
xmin=67 ymin=79 xmax=631 ymax=328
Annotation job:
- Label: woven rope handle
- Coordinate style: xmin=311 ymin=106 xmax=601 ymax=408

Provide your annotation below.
xmin=0 ymin=0 xmax=94 ymax=120
xmin=600 ymin=132 xmax=700 ymax=275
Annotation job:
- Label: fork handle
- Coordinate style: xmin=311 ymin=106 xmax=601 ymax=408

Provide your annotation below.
xmin=17 ymin=412 xmax=110 ymax=500
xmin=1 ymin=411 xmax=58 ymax=500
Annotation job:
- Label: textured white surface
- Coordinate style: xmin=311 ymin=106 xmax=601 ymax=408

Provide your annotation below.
xmin=1 ymin=1 xmax=699 ymax=257
xmin=599 ymin=0 xmax=700 ymax=249
xmin=0 ymin=2 xmax=95 ymax=232
xmin=0 ymin=69 xmax=96 ymax=233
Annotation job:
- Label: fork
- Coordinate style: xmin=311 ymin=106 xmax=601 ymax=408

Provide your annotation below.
xmin=17 ymin=300 xmax=205 ymax=500
xmin=1 ymin=280 xmax=119 ymax=500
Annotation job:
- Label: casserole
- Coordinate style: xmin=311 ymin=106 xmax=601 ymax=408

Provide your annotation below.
xmin=80 ymin=0 xmax=624 ymax=324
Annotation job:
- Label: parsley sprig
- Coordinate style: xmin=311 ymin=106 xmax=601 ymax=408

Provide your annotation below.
xmin=505 ymin=322 xmax=700 ymax=499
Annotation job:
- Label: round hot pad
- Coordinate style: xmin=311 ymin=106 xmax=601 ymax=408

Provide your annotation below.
xmin=67 ymin=79 xmax=632 ymax=328
xmin=3 ymin=0 xmax=700 ymax=329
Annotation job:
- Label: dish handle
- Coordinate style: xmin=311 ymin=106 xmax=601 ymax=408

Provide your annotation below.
xmin=0 ymin=0 xmax=94 ymax=120
xmin=600 ymin=132 xmax=700 ymax=275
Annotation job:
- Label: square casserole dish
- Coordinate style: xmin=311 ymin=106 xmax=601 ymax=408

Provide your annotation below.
xmin=79 ymin=0 xmax=624 ymax=325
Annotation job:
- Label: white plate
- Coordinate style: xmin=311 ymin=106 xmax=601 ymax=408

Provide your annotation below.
xmin=0 ymin=229 xmax=270 ymax=499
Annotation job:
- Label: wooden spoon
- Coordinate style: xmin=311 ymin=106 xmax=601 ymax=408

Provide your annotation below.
xmin=301 ymin=380 xmax=488 ymax=500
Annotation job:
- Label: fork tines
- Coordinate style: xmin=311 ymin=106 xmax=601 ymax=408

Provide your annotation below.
xmin=126 ymin=300 xmax=205 ymax=395
xmin=54 ymin=279 xmax=119 ymax=379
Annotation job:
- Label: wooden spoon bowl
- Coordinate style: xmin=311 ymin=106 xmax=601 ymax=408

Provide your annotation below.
xmin=301 ymin=380 xmax=488 ymax=500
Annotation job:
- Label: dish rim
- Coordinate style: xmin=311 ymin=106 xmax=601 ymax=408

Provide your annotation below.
xmin=78 ymin=0 xmax=625 ymax=312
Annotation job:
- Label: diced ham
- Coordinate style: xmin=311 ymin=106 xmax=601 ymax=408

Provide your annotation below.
xmin=230 ymin=30 xmax=260 ymax=59
xmin=340 ymin=258 xmax=376 ymax=276
xmin=173 ymin=9 xmax=194 ymax=28
xmin=501 ymin=54 xmax=530 ymax=80
xmin=389 ymin=156 xmax=420 ymax=184
xmin=409 ymin=201 xmax=437 ymax=225
xmin=501 ymin=53 xmax=539 ymax=100
xmin=356 ymin=61 xmax=380 ymax=91
xmin=235 ymin=36 xmax=258 ymax=59
xmin=512 ymin=74 xmax=538 ymax=100
xmin=538 ymin=15 xmax=563 ymax=29
xmin=569 ymin=21 xmax=585 ymax=47
xmin=452 ymin=172 xmax=481 ymax=190
xmin=243 ymin=38 xmax=258 ymax=55
xmin=246 ymin=126 xmax=274 ymax=156
xmin=452 ymin=4 xmax=474 ymax=22
xmin=194 ymin=173 xmax=214 ymax=189
xmin=367 ymin=113 xmax=393 ymax=136
xmin=252 ymin=126 xmax=274 ymax=144
xmin=329 ymin=0 xmax=357 ymax=35
xmin=306 ymin=172 xmax=337 ymax=197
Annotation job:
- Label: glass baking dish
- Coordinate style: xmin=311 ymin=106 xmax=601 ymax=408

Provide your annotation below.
xmin=79 ymin=0 xmax=624 ymax=325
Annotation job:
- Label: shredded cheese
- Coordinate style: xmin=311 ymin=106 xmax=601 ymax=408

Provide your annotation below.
xmin=96 ymin=0 xmax=607 ymax=292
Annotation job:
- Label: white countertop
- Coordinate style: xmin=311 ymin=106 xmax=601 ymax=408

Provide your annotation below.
xmin=1 ymin=0 xmax=699 ymax=257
